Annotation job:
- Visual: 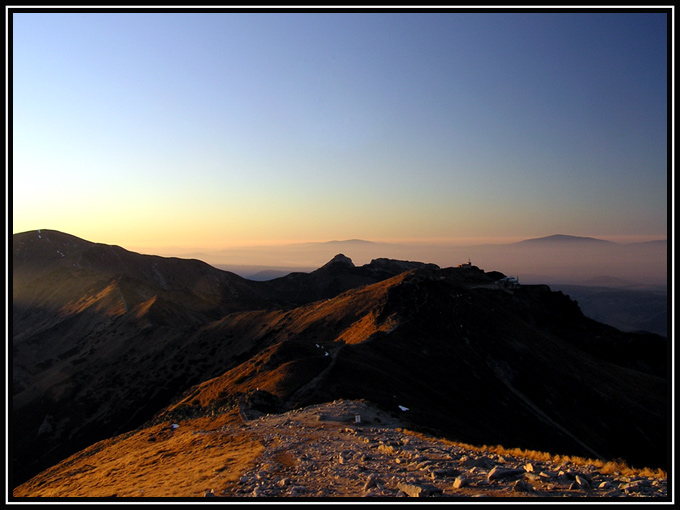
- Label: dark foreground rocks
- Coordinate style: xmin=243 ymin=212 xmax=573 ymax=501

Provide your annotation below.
xmin=210 ymin=400 xmax=668 ymax=499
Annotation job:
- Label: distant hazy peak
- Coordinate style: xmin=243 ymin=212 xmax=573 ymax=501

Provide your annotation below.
xmin=518 ymin=234 xmax=614 ymax=244
xmin=323 ymin=239 xmax=374 ymax=245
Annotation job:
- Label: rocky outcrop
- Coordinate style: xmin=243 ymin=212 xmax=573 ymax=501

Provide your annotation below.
xmin=211 ymin=400 xmax=669 ymax=499
xmin=366 ymin=258 xmax=439 ymax=275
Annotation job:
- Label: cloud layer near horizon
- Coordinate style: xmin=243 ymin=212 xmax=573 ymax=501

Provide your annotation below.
xmin=168 ymin=237 xmax=667 ymax=287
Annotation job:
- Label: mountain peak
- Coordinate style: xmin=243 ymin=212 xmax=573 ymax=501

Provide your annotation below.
xmin=322 ymin=254 xmax=355 ymax=268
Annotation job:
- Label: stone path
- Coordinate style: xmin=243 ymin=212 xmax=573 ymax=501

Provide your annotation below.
xmin=210 ymin=400 xmax=667 ymax=499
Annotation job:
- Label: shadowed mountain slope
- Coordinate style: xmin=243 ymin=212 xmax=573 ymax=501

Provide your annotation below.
xmin=161 ymin=268 xmax=667 ymax=470
xmin=10 ymin=230 xmax=669 ymax=490
xmin=11 ymin=231 xmax=440 ymax=487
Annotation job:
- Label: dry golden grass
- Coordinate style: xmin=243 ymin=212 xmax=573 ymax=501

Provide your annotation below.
xmin=13 ymin=412 xmax=264 ymax=498
xmin=400 ymin=429 xmax=667 ymax=480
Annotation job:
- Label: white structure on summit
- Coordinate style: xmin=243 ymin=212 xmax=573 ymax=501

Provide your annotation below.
xmin=497 ymin=276 xmax=520 ymax=289
xmin=458 ymin=258 xmax=472 ymax=268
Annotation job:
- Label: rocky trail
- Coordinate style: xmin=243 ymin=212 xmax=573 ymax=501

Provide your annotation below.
xmin=215 ymin=399 xmax=668 ymax=499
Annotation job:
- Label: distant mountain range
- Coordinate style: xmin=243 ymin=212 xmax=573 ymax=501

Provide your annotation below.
xmin=516 ymin=234 xmax=616 ymax=245
xmin=281 ymin=234 xmax=664 ymax=247
xmin=179 ymin=233 xmax=667 ymax=289
xmin=11 ymin=230 xmax=669 ymax=490
xmin=516 ymin=234 xmax=669 ymax=246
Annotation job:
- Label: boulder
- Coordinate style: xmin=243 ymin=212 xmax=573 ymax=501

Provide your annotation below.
xmin=397 ymin=482 xmax=442 ymax=497
xmin=512 ymin=479 xmax=534 ymax=493
xmin=378 ymin=444 xmax=396 ymax=455
xmin=621 ymin=480 xmax=651 ymax=493
xmin=575 ymin=475 xmax=591 ymax=489
xmin=289 ymin=486 xmax=306 ymax=496
xmin=488 ymin=466 xmax=526 ymax=481
xmin=452 ymin=476 xmax=468 ymax=489
xmin=430 ymin=467 xmax=460 ymax=479
xmin=363 ymin=474 xmax=380 ymax=491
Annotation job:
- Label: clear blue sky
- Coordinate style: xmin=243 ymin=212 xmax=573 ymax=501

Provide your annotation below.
xmin=11 ymin=10 xmax=669 ymax=251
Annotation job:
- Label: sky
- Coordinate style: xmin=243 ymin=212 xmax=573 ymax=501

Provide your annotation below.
xmin=10 ymin=9 xmax=670 ymax=256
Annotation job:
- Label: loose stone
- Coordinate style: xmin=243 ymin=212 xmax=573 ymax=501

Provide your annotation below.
xmin=452 ymin=476 xmax=468 ymax=489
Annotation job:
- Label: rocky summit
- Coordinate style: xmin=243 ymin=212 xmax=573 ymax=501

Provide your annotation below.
xmin=11 ymin=230 xmax=669 ymax=498
xmin=228 ymin=400 xmax=667 ymax=500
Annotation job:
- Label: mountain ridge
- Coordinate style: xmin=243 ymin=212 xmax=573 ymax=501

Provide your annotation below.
xmin=131 ymin=231 xmax=667 ymax=290
xmin=10 ymin=230 xmax=669 ymax=491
